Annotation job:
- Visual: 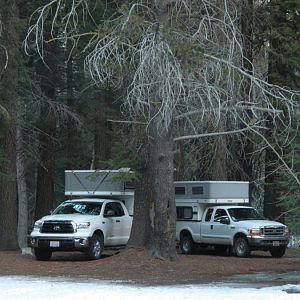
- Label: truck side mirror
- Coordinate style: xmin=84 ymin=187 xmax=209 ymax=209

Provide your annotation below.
xmin=220 ymin=217 xmax=230 ymax=225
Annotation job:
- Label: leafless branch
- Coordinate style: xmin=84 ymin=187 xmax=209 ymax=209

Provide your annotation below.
xmin=107 ymin=119 xmax=147 ymax=125
xmin=174 ymin=127 xmax=249 ymax=142
xmin=25 ymin=0 xmax=300 ymax=182
xmin=0 ymin=44 xmax=8 ymax=74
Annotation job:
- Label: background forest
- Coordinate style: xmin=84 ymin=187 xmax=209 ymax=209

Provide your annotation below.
xmin=0 ymin=0 xmax=299 ymax=255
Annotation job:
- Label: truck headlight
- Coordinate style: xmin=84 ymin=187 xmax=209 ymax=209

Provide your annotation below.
xmin=76 ymin=222 xmax=90 ymax=229
xmin=34 ymin=220 xmax=43 ymax=230
xmin=284 ymin=227 xmax=289 ymax=236
xmin=249 ymin=228 xmax=262 ymax=237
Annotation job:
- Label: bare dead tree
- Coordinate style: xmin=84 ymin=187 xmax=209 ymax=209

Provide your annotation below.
xmin=25 ymin=0 xmax=300 ymax=260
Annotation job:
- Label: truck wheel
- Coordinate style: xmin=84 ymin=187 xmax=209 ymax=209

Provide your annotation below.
xmin=88 ymin=234 xmax=103 ymax=260
xmin=34 ymin=248 xmax=52 ymax=261
xmin=270 ymin=246 xmax=286 ymax=258
xmin=180 ymin=234 xmax=194 ymax=254
xmin=234 ymin=236 xmax=251 ymax=257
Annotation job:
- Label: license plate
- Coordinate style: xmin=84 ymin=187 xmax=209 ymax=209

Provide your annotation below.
xmin=50 ymin=241 xmax=60 ymax=247
xmin=273 ymin=241 xmax=280 ymax=247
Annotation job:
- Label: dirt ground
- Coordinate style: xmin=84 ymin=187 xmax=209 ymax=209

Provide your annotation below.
xmin=1 ymin=247 xmax=300 ymax=285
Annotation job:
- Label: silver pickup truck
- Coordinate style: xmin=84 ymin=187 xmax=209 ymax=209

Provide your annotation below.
xmin=30 ymin=199 xmax=133 ymax=260
xmin=175 ymin=181 xmax=289 ymax=257
xmin=176 ymin=205 xmax=289 ymax=257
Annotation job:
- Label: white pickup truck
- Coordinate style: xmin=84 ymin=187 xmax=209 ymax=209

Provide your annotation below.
xmin=29 ymin=169 xmax=135 ymax=261
xmin=30 ymin=198 xmax=132 ymax=260
xmin=176 ymin=181 xmax=289 ymax=258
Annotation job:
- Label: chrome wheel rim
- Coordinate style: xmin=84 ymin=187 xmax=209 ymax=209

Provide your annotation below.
xmin=183 ymin=238 xmax=191 ymax=252
xmin=93 ymin=240 xmax=101 ymax=258
xmin=236 ymin=240 xmax=245 ymax=256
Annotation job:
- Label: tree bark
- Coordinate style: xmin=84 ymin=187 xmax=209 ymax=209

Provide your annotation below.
xmin=16 ymin=101 xmax=28 ymax=249
xmin=66 ymin=53 xmax=76 ymax=169
xmin=127 ymin=167 xmax=152 ymax=248
xmin=92 ymin=89 xmax=113 ymax=169
xmin=147 ymin=122 xmax=178 ymax=260
xmin=127 ymin=0 xmax=179 ymax=260
xmin=240 ymin=0 xmax=263 ymax=208
xmin=0 ymin=132 xmax=18 ymax=250
xmin=264 ymin=1 xmax=286 ymax=221
xmin=0 ymin=0 xmax=19 ymax=250
xmin=211 ymin=134 xmax=228 ymax=180
xmin=34 ymin=38 xmax=58 ymax=220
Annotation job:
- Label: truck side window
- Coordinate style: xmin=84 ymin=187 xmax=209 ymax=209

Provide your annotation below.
xmin=176 ymin=207 xmax=193 ymax=220
xmin=104 ymin=202 xmax=125 ymax=217
xmin=205 ymin=208 xmax=214 ymax=222
xmin=214 ymin=209 xmax=228 ymax=222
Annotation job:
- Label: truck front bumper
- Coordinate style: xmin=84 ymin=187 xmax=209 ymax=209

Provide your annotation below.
xmin=29 ymin=236 xmax=92 ymax=251
xmin=247 ymin=236 xmax=289 ymax=250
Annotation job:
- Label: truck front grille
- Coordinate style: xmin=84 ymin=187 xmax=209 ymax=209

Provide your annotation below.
xmin=263 ymin=226 xmax=284 ymax=236
xmin=41 ymin=221 xmax=75 ymax=233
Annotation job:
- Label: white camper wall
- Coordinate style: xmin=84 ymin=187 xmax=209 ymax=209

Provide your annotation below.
xmin=174 ymin=181 xmax=249 ymax=204
xmin=65 ymin=170 xmax=135 ymax=215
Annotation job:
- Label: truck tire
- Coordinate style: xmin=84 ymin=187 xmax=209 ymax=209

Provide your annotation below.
xmin=270 ymin=246 xmax=286 ymax=258
xmin=87 ymin=234 xmax=104 ymax=260
xmin=234 ymin=236 xmax=251 ymax=257
xmin=180 ymin=234 xmax=195 ymax=254
xmin=34 ymin=248 xmax=52 ymax=261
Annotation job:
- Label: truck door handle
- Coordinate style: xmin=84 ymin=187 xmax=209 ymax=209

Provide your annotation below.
xmin=116 ymin=220 xmax=121 ymax=223
xmin=211 ymin=225 xmax=213 ymax=229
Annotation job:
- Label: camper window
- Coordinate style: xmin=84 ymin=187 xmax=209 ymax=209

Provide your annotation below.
xmin=175 ymin=186 xmax=185 ymax=195
xmin=176 ymin=207 xmax=193 ymax=220
xmin=192 ymin=186 xmax=203 ymax=195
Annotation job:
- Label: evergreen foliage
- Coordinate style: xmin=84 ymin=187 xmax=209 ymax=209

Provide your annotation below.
xmin=256 ymin=0 xmax=300 ymax=227
xmin=278 ymin=113 xmax=300 ymax=232
xmin=0 ymin=0 xmax=300 ymax=250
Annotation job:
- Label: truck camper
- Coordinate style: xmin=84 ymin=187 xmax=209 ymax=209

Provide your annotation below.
xmin=175 ymin=181 xmax=289 ymax=257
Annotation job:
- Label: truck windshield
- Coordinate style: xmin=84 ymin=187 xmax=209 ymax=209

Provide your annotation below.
xmin=227 ymin=207 xmax=265 ymax=221
xmin=52 ymin=202 xmax=103 ymax=215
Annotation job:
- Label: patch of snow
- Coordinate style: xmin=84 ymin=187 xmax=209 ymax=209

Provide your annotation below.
xmin=289 ymin=235 xmax=300 ymax=248
xmin=0 ymin=276 xmax=299 ymax=300
xmin=21 ymin=248 xmax=33 ymax=256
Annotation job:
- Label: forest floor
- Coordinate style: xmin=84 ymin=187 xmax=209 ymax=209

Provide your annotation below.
xmin=1 ymin=247 xmax=300 ymax=285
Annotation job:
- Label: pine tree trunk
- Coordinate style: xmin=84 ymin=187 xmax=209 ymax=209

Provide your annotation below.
xmin=127 ymin=168 xmax=152 ymax=247
xmin=35 ymin=133 xmax=55 ymax=219
xmin=16 ymin=101 xmax=28 ymax=249
xmin=92 ymin=89 xmax=113 ymax=169
xmin=147 ymin=122 xmax=178 ymax=260
xmin=240 ymin=0 xmax=262 ymax=207
xmin=0 ymin=133 xmax=18 ymax=250
xmin=127 ymin=126 xmax=178 ymax=261
xmin=34 ymin=38 xmax=57 ymax=220
xmin=66 ymin=54 xmax=76 ymax=169
xmin=211 ymin=134 xmax=228 ymax=180
xmin=264 ymin=0 xmax=285 ymax=221
xmin=0 ymin=0 xmax=19 ymax=250
xmin=126 ymin=0 xmax=179 ymax=260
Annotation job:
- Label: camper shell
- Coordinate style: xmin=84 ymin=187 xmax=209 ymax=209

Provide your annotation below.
xmin=65 ymin=169 xmax=135 ymax=215
xmin=175 ymin=181 xmax=249 ymax=220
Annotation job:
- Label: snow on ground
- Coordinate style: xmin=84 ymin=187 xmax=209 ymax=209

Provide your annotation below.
xmin=0 ymin=276 xmax=300 ymax=300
